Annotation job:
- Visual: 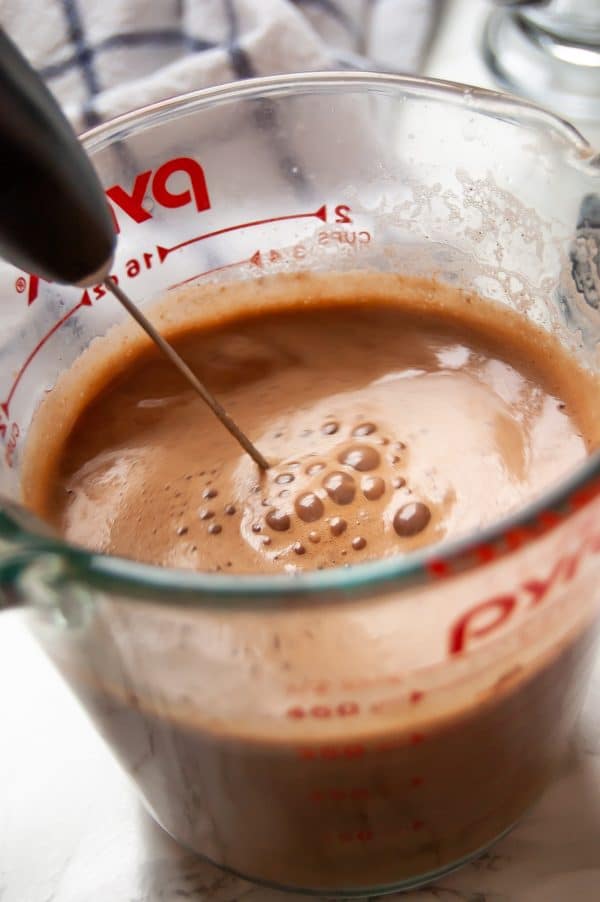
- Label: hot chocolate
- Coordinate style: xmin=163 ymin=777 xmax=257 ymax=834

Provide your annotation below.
xmin=22 ymin=271 xmax=600 ymax=892
xmin=25 ymin=274 xmax=599 ymax=574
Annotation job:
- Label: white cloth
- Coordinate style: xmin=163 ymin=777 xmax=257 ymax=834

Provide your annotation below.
xmin=1 ymin=0 xmax=440 ymax=132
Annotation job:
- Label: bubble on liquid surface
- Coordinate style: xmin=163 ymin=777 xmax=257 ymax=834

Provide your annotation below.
xmin=321 ymin=421 xmax=339 ymax=435
xmin=362 ymin=475 xmax=385 ymax=500
xmin=323 ymin=471 xmax=356 ymax=505
xmin=275 ymin=473 xmax=295 ymax=485
xmin=329 ymin=516 xmax=347 ymax=537
xmin=266 ymin=509 xmax=291 ymax=532
xmin=295 ymin=492 xmax=324 ymax=523
xmin=393 ymin=502 xmax=431 ymax=537
xmin=338 ymin=444 xmax=380 ymax=472
xmin=352 ymin=422 xmax=376 ymax=437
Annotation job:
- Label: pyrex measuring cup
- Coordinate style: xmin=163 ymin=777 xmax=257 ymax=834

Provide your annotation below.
xmin=1 ymin=72 xmax=600 ymax=895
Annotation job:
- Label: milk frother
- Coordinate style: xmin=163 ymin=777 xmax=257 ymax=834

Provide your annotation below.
xmin=0 ymin=29 xmax=269 ymax=470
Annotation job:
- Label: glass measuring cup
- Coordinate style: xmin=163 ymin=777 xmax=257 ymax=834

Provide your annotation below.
xmin=1 ymin=72 xmax=600 ymax=895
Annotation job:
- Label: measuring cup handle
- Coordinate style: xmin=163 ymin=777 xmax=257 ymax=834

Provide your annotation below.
xmin=0 ymin=555 xmax=27 ymax=610
xmin=0 ymin=500 xmax=57 ymax=611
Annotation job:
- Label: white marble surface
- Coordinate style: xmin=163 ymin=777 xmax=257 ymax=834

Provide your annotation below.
xmin=3 ymin=609 xmax=600 ymax=902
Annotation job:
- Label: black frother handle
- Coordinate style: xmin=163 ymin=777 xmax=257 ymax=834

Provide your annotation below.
xmin=0 ymin=29 xmax=115 ymax=285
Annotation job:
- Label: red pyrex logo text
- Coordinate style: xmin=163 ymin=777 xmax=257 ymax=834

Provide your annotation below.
xmin=448 ymin=525 xmax=600 ymax=655
xmin=106 ymin=156 xmax=210 ymax=233
xmin=21 ymin=156 xmax=211 ymax=305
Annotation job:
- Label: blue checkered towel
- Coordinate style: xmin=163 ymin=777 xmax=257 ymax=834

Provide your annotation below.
xmin=2 ymin=0 xmax=440 ymax=132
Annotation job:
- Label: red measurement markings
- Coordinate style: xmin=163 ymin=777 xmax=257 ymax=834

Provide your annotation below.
xmin=156 ymin=204 xmax=327 ymax=261
xmin=287 ymin=701 xmax=360 ymax=720
xmin=475 ymin=543 xmax=497 ymax=564
xmin=1 ymin=290 xmax=92 ymax=421
xmin=338 ymin=830 xmax=374 ymax=843
xmin=120 ymin=252 xmax=156 ymax=279
xmin=297 ymin=744 xmax=365 ymax=761
xmin=286 ymin=673 xmax=405 ymax=697
xmin=318 ymin=229 xmax=371 ymax=246
xmin=571 ymin=481 xmax=600 ymax=511
xmin=504 ymin=526 xmax=531 ymax=551
xmin=539 ymin=510 xmax=562 ymax=529
xmin=427 ymin=558 xmax=451 ymax=579
xmin=370 ymin=695 xmax=403 ymax=715
xmin=3 ymin=201 xmax=346 ymax=430
xmin=370 ymin=688 xmax=426 ymax=715
xmin=167 ymin=252 xmax=261 ymax=291
xmin=429 ymin=474 xmax=600 ymax=586
xmin=313 ymin=681 xmax=332 ymax=695
xmin=1 ymin=240 xmax=198 ymax=424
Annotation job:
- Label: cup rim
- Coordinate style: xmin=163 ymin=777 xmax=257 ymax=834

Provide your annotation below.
xmin=11 ymin=70 xmax=600 ymax=605
xmin=79 ymin=70 xmax=595 ymax=158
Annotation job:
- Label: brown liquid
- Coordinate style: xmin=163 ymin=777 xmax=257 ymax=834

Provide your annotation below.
xmin=22 ymin=272 xmax=600 ymax=891
xmin=25 ymin=277 xmax=599 ymax=573
xmin=79 ymin=626 xmax=597 ymax=890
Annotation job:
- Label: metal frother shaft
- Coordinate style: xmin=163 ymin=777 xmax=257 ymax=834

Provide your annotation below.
xmin=105 ymin=279 xmax=270 ymax=468
xmin=0 ymin=28 xmax=269 ymax=470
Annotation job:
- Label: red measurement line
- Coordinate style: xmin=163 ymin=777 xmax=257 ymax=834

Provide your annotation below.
xmin=2 ymin=293 xmax=90 ymax=417
xmin=167 ymin=253 xmax=259 ymax=290
xmin=157 ymin=204 xmax=327 ymax=261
